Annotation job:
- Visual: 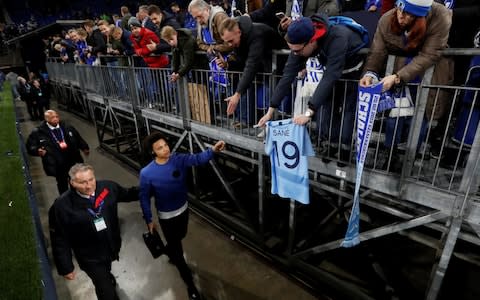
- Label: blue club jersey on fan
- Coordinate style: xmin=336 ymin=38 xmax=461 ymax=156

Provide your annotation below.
xmin=265 ymin=119 xmax=315 ymax=204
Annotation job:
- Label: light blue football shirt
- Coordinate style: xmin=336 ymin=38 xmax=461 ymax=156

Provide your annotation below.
xmin=265 ymin=119 xmax=315 ymax=204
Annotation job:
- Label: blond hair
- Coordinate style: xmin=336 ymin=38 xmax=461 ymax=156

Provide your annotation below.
xmin=161 ymin=26 xmax=177 ymax=40
xmin=218 ymin=18 xmax=238 ymax=36
xmin=76 ymin=28 xmax=88 ymax=38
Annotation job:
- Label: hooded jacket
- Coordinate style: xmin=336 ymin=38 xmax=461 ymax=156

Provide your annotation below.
xmin=270 ymin=13 xmax=365 ymax=110
xmin=196 ymin=5 xmax=233 ymax=53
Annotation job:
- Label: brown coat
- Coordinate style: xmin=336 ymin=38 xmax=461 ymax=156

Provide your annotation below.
xmin=363 ymin=2 xmax=454 ymax=120
xmin=196 ymin=6 xmax=233 ymax=53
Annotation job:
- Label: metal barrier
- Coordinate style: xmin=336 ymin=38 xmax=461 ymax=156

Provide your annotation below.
xmin=44 ymin=48 xmax=480 ymax=299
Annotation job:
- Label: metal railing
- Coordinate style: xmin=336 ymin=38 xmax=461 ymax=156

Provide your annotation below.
xmin=44 ymin=48 xmax=480 ymax=299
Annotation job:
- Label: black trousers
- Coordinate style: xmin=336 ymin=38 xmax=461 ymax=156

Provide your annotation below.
xmin=55 ymin=171 xmax=69 ymax=195
xmin=159 ymin=209 xmax=195 ymax=288
xmin=80 ymin=261 xmax=119 ymax=300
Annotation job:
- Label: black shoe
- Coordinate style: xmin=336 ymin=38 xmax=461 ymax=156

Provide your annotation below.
xmin=188 ymin=286 xmax=201 ymax=300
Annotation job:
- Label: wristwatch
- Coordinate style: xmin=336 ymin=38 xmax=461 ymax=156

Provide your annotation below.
xmin=305 ymin=109 xmax=314 ymax=118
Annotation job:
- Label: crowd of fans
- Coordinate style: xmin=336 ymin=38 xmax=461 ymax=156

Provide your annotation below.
xmin=1 ymin=1 xmax=480 ymax=298
xmin=4 ymin=0 xmax=480 ymax=171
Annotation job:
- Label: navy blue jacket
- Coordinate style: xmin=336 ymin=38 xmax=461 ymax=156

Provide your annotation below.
xmin=120 ymin=29 xmax=135 ymax=56
xmin=270 ymin=14 xmax=364 ymax=110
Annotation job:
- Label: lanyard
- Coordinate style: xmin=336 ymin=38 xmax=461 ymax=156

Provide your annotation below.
xmin=87 ymin=188 xmax=109 ymax=217
xmin=50 ymin=127 xmax=65 ymax=143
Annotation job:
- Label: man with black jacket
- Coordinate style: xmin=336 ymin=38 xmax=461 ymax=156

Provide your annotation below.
xmin=49 ymin=163 xmax=138 ymax=300
xmin=146 ymin=4 xmax=181 ymax=55
xmin=17 ymin=76 xmax=36 ymax=120
xmin=26 ymin=110 xmax=89 ymax=194
xmin=83 ymin=19 xmax=107 ymax=57
xmin=217 ymin=16 xmax=283 ymax=124
xmin=161 ymin=26 xmax=200 ymax=82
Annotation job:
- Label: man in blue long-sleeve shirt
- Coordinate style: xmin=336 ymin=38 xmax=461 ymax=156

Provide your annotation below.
xmin=139 ymin=132 xmax=225 ymax=300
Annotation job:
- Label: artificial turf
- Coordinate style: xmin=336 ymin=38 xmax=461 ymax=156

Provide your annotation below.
xmin=0 ymin=83 xmax=42 ymax=299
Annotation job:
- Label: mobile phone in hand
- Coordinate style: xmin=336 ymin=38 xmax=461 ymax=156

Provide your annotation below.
xmin=212 ymin=50 xmax=222 ymax=59
xmin=275 ymin=12 xmax=285 ymax=20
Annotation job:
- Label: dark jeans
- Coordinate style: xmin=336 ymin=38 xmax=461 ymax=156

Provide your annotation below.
xmin=159 ymin=209 xmax=195 ymax=288
xmin=80 ymin=261 xmax=119 ymax=300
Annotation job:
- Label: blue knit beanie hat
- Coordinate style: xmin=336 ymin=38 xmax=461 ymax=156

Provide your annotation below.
xmin=396 ymin=0 xmax=433 ymax=17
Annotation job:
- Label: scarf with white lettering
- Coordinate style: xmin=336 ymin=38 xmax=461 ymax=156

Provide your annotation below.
xmin=341 ymin=83 xmax=383 ymax=247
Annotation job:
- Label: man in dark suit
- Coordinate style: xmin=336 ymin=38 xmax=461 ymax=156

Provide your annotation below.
xmin=26 ymin=110 xmax=90 ymax=194
xmin=49 ymin=163 xmax=138 ymax=300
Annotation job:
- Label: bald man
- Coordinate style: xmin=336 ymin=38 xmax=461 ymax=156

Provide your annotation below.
xmin=26 ymin=110 xmax=90 ymax=194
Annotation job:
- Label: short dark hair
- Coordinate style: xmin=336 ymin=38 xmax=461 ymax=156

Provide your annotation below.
xmin=83 ymin=19 xmax=95 ymax=28
xmin=148 ymin=4 xmax=162 ymax=16
xmin=121 ymin=6 xmax=129 ymax=14
xmin=144 ymin=132 xmax=168 ymax=156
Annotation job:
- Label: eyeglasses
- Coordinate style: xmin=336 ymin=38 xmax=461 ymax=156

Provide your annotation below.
xmin=291 ymin=43 xmax=307 ymax=55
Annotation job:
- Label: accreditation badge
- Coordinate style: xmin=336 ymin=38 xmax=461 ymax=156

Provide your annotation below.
xmin=59 ymin=141 xmax=68 ymax=149
xmin=94 ymin=217 xmax=107 ymax=232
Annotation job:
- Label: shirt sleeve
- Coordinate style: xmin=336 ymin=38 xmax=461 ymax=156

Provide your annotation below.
xmin=175 ymin=148 xmax=214 ymax=168
xmin=139 ymin=171 xmax=154 ymax=224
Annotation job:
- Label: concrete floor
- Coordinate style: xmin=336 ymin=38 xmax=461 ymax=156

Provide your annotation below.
xmin=18 ymin=101 xmax=318 ymax=300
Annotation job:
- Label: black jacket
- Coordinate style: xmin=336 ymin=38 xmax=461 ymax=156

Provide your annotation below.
xmin=171 ymin=29 xmax=198 ymax=77
xmin=49 ymin=180 xmax=138 ymax=275
xmin=270 ymin=13 xmax=364 ymax=110
xmin=18 ymin=82 xmax=32 ymax=103
xmin=26 ymin=121 xmax=89 ymax=176
xmin=153 ymin=11 xmax=182 ymax=55
xmin=87 ymin=29 xmax=107 ymax=56
xmin=230 ymin=16 xmax=284 ymax=95
xmin=249 ymin=0 xmax=287 ymax=29
xmin=30 ymin=85 xmax=48 ymax=106
xmin=143 ymin=17 xmax=158 ymax=34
